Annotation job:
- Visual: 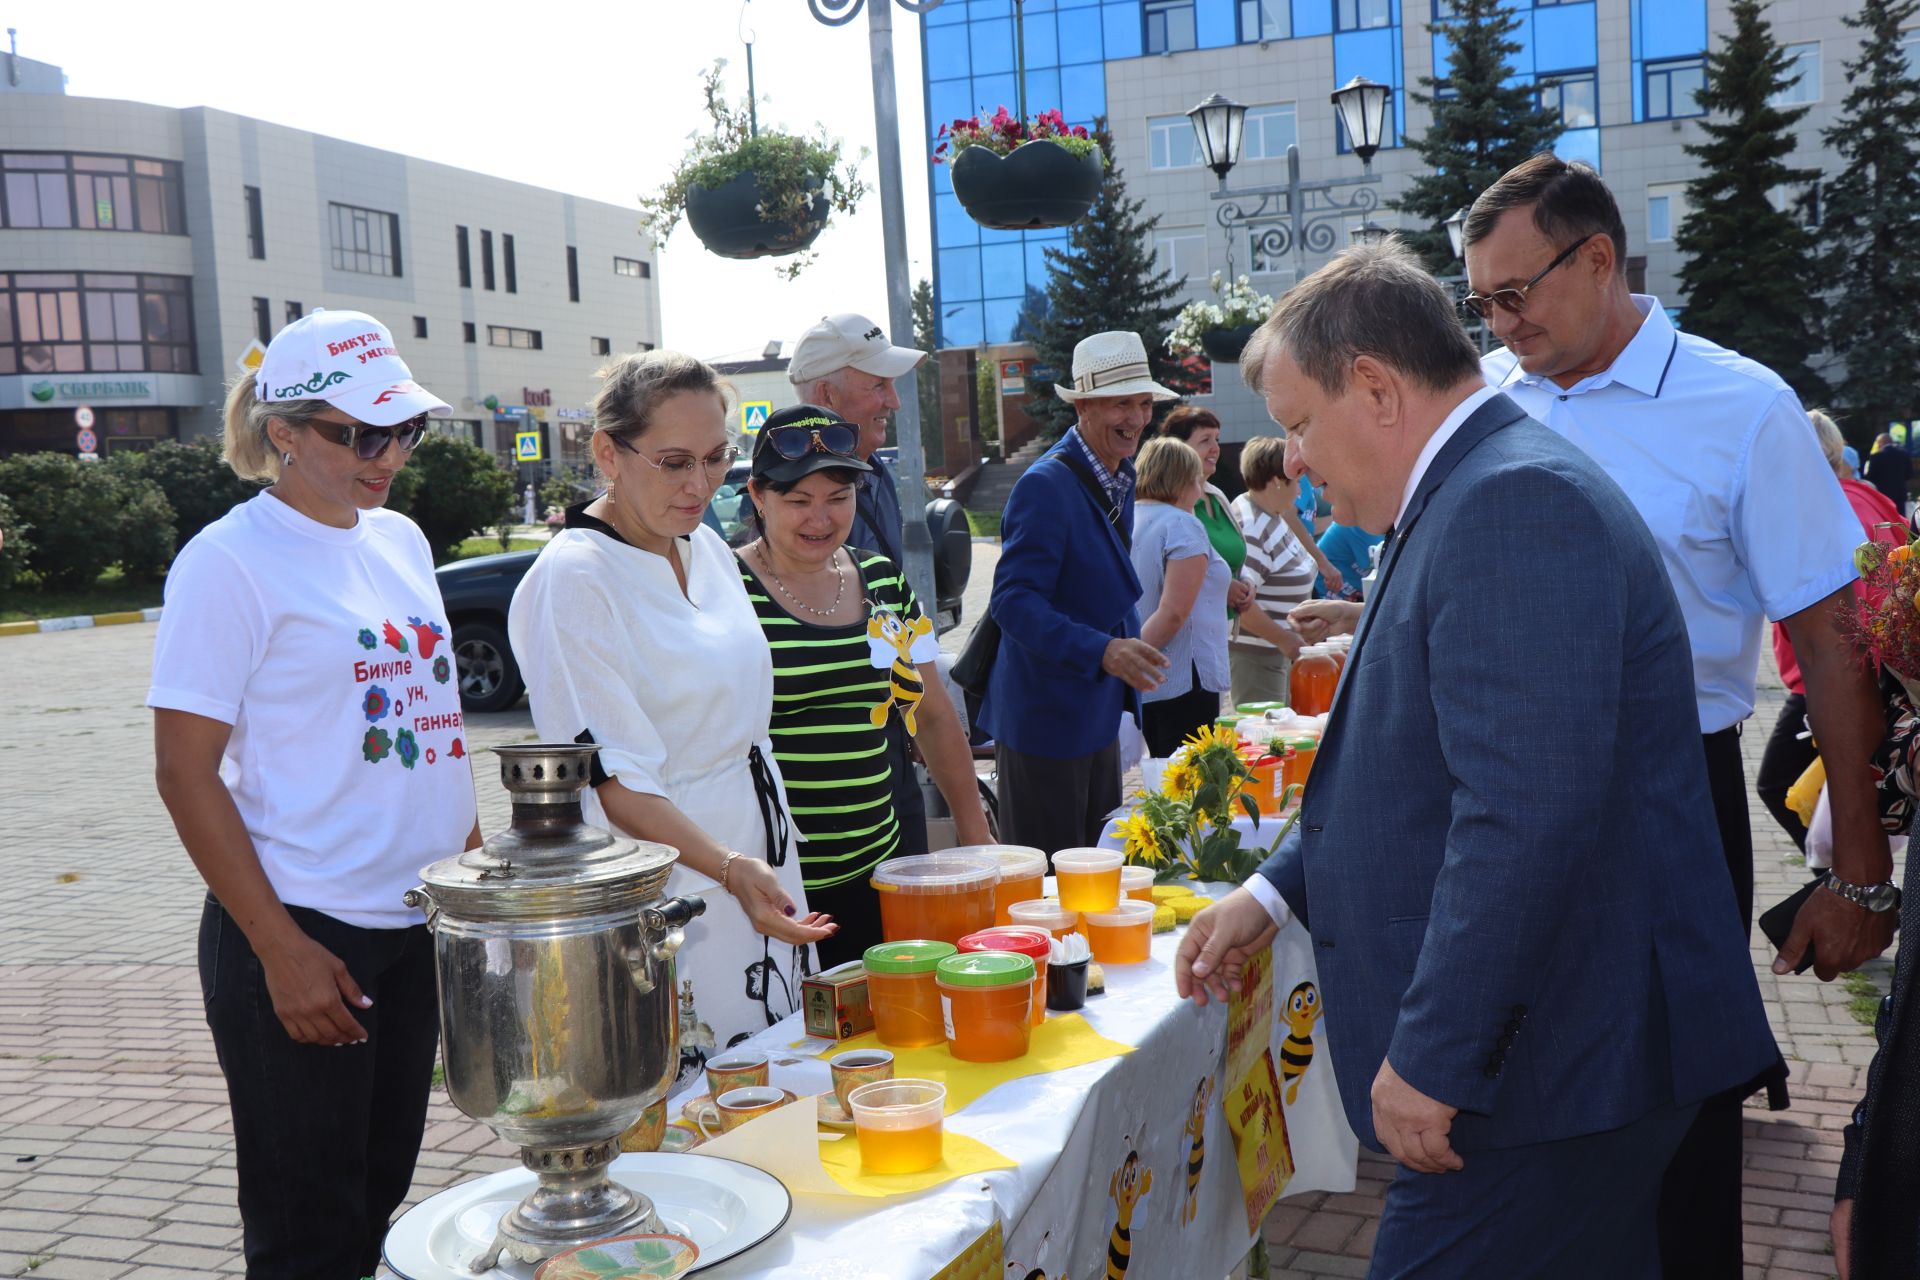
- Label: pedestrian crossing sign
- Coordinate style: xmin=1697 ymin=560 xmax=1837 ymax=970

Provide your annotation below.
xmin=741 ymin=401 xmax=772 ymax=433
xmin=515 ymin=431 xmax=543 ymax=462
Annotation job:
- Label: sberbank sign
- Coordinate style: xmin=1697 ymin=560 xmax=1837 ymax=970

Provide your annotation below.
xmin=26 ymin=378 xmax=155 ymax=404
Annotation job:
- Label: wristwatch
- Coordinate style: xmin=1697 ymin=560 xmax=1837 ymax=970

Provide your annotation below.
xmin=1822 ymin=870 xmax=1902 ymax=914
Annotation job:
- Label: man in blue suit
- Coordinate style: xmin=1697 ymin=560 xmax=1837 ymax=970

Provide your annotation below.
xmin=978 ymin=330 xmax=1174 ymax=854
xmin=1174 ymin=244 xmax=1779 ymax=1275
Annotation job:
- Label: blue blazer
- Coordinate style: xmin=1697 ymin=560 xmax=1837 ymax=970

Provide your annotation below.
xmin=1258 ymin=394 xmax=1778 ymax=1153
xmin=978 ymin=432 xmax=1143 ymax=759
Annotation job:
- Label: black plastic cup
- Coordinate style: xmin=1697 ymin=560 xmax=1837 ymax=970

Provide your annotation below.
xmin=1046 ymin=957 xmax=1090 ymax=1011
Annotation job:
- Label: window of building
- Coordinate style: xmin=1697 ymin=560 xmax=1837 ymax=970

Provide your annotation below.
xmin=614 ymin=256 xmax=650 ymax=278
xmin=0 ymin=151 xmax=186 ymax=233
xmin=0 ymin=271 xmax=195 ymax=375
xmin=244 ymin=185 xmax=265 ymax=259
xmin=1646 ymin=182 xmax=1691 ymax=243
xmin=567 ymin=246 xmax=580 ymax=303
xmin=1145 ymin=0 xmax=1197 ymax=54
xmin=1769 ymin=180 xmax=1821 ymax=227
xmin=413 ymin=316 xmax=428 ymax=339
xmin=1154 ymin=229 xmax=1208 ymax=285
xmin=286 ymin=300 xmax=304 ymax=323
xmin=1772 ymin=42 xmax=1820 ymax=106
xmin=1240 ymin=0 xmax=1288 ymax=41
xmin=1645 ymin=57 xmax=1706 ymax=120
xmin=463 ymin=321 xmax=477 ymax=344
xmin=1148 ymin=114 xmax=1204 ymax=170
xmin=1243 ymin=103 xmax=1300 ymax=161
xmin=1248 ymin=229 xmax=1293 ymax=277
xmin=328 ymin=201 xmax=402 ymax=277
xmin=488 ymin=325 xmax=542 ymax=350
xmin=591 ymin=336 xmax=611 ymax=355
xmin=481 ymin=230 xmax=496 ymax=291
xmin=1537 ymin=73 xmax=1599 ymax=129
xmin=456 ymin=225 xmax=472 ymax=288
xmin=637 ymin=341 xmax=656 ymax=351
xmin=252 ymin=297 xmax=272 ymax=345
xmin=503 ymin=233 xmax=517 ymax=293
xmin=1335 ymin=0 xmax=1390 ymax=33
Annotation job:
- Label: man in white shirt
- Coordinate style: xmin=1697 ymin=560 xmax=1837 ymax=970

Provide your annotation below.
xmin=1463 ymin=152 xmax=1895 ymax=1279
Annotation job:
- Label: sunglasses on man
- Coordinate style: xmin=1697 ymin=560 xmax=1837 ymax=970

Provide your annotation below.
xmin=307 ymin=413 xmax=431 ymax=460
xmin=1458 ymin=233 xmax=1600 ymax=320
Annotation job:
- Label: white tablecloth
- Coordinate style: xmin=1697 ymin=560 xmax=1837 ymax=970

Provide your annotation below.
xmin=669 ymin=873 xmax=1358 ymax=1280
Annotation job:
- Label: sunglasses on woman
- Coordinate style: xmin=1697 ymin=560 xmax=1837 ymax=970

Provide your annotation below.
xmin=308 ymin=413 xmax=431 ymax=460
xmin=763 ymin=421 xmax=858 ymax=459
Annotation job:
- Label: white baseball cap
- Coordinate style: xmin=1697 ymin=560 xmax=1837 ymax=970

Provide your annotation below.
xmin=254 ymin=309 xmax=451 ymax=425
xmin=787 ymin=312 xmax=928 ymax=386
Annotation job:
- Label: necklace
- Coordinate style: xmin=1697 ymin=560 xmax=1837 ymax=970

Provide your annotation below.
xmin=757 ymin=545 xmax=848 ymax=619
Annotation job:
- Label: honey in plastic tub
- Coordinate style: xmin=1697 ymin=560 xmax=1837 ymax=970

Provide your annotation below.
xmin=957 ymin=926 xmax=1052 ymax=1026
xmin=1052 ymin=847 xmax=1123 ymax=914
xmin=1120 ymin=865 xmax=1157 ymax=902
xmin=871 ymin=853 xmax=999 ymax=944
xmin=946 ymin=845 xmax=1047 ymax=926
xmin=1006 ymin=898 xmax=1079 ymax=941
xmin=935 ymin=951 xmax=1035 ymax=1062
xmin=862 ymin=940 xmax=957 ymax=1049
xmin=849 ymin=1078 xmax=947 ymax=1175
xmin=1280 ymin=735 xmax=1319 ymax=795
xmin=1084 ymin=900 xmax=1156 ymax=964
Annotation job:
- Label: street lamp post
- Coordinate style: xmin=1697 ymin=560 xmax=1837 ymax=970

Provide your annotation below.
xmin=1437 ymin=208 xmax=1492 ymax=354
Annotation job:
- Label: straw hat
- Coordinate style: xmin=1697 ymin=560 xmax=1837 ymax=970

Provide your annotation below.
xmin=1053 ymin=330 xmax=1180 ymax=403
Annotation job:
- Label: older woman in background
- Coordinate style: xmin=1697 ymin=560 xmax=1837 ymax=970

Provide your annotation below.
xmin=1228 ymin=436 xmax=1310 ymax=706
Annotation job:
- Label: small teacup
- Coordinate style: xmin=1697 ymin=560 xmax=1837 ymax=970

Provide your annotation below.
xmin=829 ymin=1048 xmax=896 ymax=1116
xmin=705 ymin=1049 xmax=769 ymax=1098
xmin=617 ymin=1097 xmax=667 ymax=1153
xmin=693 ymin=1085 xmax=793 ymax=1139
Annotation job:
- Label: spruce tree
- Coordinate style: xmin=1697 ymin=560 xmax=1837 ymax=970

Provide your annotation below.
xmin=1819 ymin=0 xmax=1920 ymax=443
xmin=1395 ymin=0 xmax=1565 ymax=271
xmin=1673 ymin=0 xmax=1830 ymax=404
xmin=1024 ymin=121 xmax=1197 ymax=436
xmin=910 ymin=277 xmax=943 ymax=467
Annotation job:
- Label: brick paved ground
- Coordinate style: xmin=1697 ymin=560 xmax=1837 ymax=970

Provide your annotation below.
xmin=0 ymin=618 xmax=1889 ymax=1279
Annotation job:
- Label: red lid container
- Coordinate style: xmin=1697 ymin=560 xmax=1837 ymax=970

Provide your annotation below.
xmin=957 ymin=926 xmax=1051 ymax=1028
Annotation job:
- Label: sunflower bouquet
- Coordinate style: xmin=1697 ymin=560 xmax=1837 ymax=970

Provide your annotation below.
xmin=1113 ymin=725 xmax=1303 ymax=884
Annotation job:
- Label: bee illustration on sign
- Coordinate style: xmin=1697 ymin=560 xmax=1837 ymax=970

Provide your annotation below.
xmin=865 ymin=604 xmax=937 ymax=733
xmin=1182 ymin=1074 xmax=1214 ymax=1225
xmin=1280 ymin=981 xmax=1322 ymax=1105
xmin=1104 ymin=1146 xmax=1153 ymax=1279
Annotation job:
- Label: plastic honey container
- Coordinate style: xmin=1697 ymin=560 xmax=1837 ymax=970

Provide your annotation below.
xmin=935 ymin=952 xmax=1035 ymax=1062
xmin=1119 ymin=865 xmax=1157 ymax=903
xmin=947 ymin=845 xmax=1047 ymax=926
xmin=957 ymin=926 xmax=1052 ymax=1026
xmin=872 ymin=853 xmax=1000 ymax=944
xmin=1052 ymin=848 xmax=1123 ymax=914
xmin=862 ymin=940 xmax=957 ymax=1048
xmin=1006 ymin=899 xmax=1079 ymax=941
xmin=1084 ymin=900 xmax=1156 ymax=965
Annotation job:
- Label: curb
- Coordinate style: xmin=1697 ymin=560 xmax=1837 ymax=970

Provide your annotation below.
xmin=0 ymin=606 xmax=162 ymax=638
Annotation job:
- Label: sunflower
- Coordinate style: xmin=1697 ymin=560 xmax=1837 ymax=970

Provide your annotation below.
xmin=1162 ymin=759 xmax=1200 ymax=800
xmin=1114 ymin=810 xmax=1169 ymax=866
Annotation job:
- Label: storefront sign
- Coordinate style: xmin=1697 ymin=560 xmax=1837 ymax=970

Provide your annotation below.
xmin=28 ymin=378 xmax=156 ymax=405
xmin=523 ymin=387 xmax=552 ymax=407
xmin=554 ymin=408 xmax=594 ymax=422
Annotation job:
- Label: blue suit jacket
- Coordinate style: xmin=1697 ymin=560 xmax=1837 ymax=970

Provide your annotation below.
xmin=1258 ymin=394 xmax=1778 ymax=1153
xmin=978 ymin=432 xmax=1143 ymax=758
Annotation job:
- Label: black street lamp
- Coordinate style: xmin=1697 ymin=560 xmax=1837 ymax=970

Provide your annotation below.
xmin=1330 ymin=75 xmax=1391 ymax=171
xmin=1186 ymin=93 xmax=1248 ymax=181
xmin=1444 ymin=207 xmax=1469 ymax=260
xmin=1349 ymin=221 xmax=1391 ymax=247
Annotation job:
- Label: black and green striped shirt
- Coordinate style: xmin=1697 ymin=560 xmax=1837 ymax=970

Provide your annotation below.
xmin=740 ymin=548 xmax=928 ymax=891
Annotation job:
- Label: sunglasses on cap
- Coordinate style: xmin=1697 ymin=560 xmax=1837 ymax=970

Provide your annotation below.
xmin=762 ymin=419 xmax=858 ymax=460
xmin=307 ymin=412 xmax=430 ymax=460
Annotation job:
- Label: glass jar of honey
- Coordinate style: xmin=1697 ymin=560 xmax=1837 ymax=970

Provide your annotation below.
xmin=862 ymin=940 xmax=957 ymax=1048
xmin=1289 ymin=646 xmax=1340 ymax=716
xmin=872 ymin=853 xmax=1000 ymax=945
xmin=935 ymin=952 xmax=1035 ymax=1062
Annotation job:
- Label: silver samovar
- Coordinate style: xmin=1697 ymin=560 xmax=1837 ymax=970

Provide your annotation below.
xmin=406 ymin=744 xmax=705 ymax=1271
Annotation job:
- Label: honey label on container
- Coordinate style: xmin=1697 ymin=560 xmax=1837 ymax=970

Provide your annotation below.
xmin=803 ymin=960 xmax=875 ymax=1041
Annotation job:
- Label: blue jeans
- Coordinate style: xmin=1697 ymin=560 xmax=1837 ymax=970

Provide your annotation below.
xmin=199 ymin=896 xmax=439 ymax=1279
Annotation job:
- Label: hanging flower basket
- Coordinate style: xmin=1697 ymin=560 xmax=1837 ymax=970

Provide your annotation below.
xmin=1167 ymin=274 xmax=1278 ymax=364
xmin=685 ymin=171 xmax=829 ymax=260
xmin=935 ymin=108 xmax=1104 ymax=232
xmin=1199 ymin=325 xmax=1259 ymax=365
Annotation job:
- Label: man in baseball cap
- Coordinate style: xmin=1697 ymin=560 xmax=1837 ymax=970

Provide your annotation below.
xmin=255 ymin=309 xmax=452 ymax=425
xmin=788 ymin=312 xmax=932 ymax=854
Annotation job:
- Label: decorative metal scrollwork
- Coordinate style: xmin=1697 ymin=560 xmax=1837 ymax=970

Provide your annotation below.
xmin=808 ymin=0 xmax=946 ymax=22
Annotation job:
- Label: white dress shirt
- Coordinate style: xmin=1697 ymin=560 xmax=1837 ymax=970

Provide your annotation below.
xmin=1485 ymin=296 xmax=1858 ymax=732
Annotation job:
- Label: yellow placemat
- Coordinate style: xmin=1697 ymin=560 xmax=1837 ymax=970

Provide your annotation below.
xmin=816 ymin=1126 xmax=1018 ymax=1197
xmin=692 ymin=1096 xmax=1017 ymax=1199
xmin=804 ymin=1013 xmax=1134 ymax=1113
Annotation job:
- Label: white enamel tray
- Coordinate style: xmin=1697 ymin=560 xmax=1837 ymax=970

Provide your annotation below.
xmin=383 ymin=1153 xmax=791 ymax=1279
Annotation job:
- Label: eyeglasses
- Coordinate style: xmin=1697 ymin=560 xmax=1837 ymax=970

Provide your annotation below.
xmin=307 ymin=413 xmax=430 ymax=460
xmin=609 ymin=434 xmax=740 ymax=480
xmin=1458 ymin=233 xmax=1598 ymax=320
xmin=763 ymin=422 xmax=858 ymax=459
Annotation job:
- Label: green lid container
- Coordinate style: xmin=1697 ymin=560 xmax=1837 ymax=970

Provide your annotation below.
xmin=934 ymin=951 xmax=1035 ymax=988
xmin=1236 ymin=701 xmax=1288 ymax=714
xmin=1213 ymin=715 xmax=1240 ymax=730
xmin=863 ymin=940 xmax=958 ymax=976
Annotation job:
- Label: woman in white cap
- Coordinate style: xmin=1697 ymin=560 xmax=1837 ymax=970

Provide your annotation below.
xmin=148 ymin=310 xmax=481 ymax=1279
xmin=510 ymin=351 xmax=835 ymax=1065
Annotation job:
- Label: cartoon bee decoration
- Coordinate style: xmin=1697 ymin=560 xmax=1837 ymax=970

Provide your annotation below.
xmin=1105 ymin=1148 xmax=1153 ymax=1279
xmin=1281 ymin=980 xmax=1322 ymax=1105
xmin=866 ymin=605 xmax=937 ymax=734
xmin=1182 ymin=1075 xmax=1213 ymax=1226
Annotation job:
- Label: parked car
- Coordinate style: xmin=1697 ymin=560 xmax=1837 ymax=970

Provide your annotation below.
xmin=438 ymin=464 xmax=973 ymax=713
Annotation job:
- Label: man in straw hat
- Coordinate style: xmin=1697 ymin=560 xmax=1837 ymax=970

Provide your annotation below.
xmin=973 ymin=330 xmax=1175 ymax=852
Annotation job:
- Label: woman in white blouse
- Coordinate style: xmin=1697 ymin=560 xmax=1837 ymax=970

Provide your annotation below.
xmin=509 ymin=351 xmax=833 ymax=1063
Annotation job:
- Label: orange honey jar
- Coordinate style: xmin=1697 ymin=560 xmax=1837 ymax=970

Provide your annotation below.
xmin=935 ymin=952 xmax=1034 ymax=1062
xmin=949 ymin=845 xmax=1047 ymax=926
xmin=957 ymin=926 xmax=1052 ymax=1027
xmin=872 ymin=853 xmax=1000 ymax=945
xmin=862 ymin=940 xmax=957 ymax=1048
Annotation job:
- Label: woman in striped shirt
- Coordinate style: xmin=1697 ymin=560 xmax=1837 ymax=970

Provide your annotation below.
xmin=736 ymin=406 xmax=990 ymax=967
xmin=1229 ymin=436 xmax=1327 ymax=706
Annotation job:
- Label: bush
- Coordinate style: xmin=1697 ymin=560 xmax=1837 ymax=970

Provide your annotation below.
xmin=113 ymin=477 xmax=178 ymax=582
xmin=110 ymin=438 xmax=261 ymax=548
xmin=0 ymin=492 xmax=31 ymax=592
xmin=390 ymin=435 xmax=517 ymax=562
xmin=0 ymin=454 xmax=128 ymax=589
xmin=541 ymin=469 xmax=592 ymax=520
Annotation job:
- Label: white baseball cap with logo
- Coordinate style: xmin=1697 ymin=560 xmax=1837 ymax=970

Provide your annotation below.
xmin=787 ymin=312 xmax=928 ymax=387
xmin=254 ymin=309 xmax=452 ymax=425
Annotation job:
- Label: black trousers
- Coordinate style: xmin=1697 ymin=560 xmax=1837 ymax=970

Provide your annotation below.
xmin=1141 ymin=666 xmax=1223 ymax=759
xmin=1755 ymin=692 xmax=1814 ymax=851
xmin=1656 ymin=727 xmax=1754 ymax=1280
xmin=200 ymin=896 xmax=440 ymax=1280
xmin=995 ymin=738 xmax=1122 ymax=856
xmin=885 ymin=716 xmax=930 ymax=859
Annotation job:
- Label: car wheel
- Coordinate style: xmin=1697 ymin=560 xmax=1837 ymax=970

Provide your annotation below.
xmin=452 ymin=619 xmax=523 ymax=713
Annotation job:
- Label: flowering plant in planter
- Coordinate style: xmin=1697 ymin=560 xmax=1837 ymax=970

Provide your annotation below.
xmin=931 ymin=107 xmax=1100 ymax=163
xmin=1167 ymin=273 xmax=1278 ymax=357
xmin=640 ymin=62 xmax=867 ymax=279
